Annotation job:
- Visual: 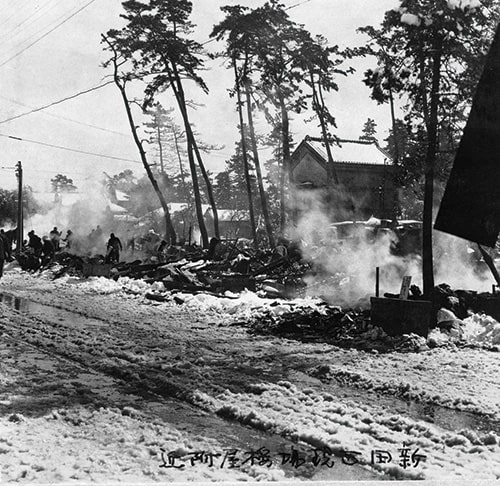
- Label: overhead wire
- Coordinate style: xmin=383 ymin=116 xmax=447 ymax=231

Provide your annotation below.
xmin=201 ymin=0 xmax=315 ymax=47
xmin=0 ymin=3 xmax=29 ymax=31
xmin=0 ymin=0 xmax=63 ymax=45
xmin=0 ymin=0 xmax=316 ymax=167
xmin=0 ymin=80 xmax=115 ymax=125
xmin=0 ymin=94 xmax=130 ymax=137
xmin=285 ymin=0 xmax=313 ymax=11
xmin=0 ymin=132 xmax=142 ymax=164
xmin=0 ymin=0 xmax=100 ymax=69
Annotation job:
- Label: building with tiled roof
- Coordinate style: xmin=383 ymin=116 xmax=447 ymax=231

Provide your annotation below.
xmin=290 ymin=136 xmax=397 ymax=221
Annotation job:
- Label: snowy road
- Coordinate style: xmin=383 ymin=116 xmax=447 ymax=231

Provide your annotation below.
xmin=1 ymin=267 xmax=500 ymax=482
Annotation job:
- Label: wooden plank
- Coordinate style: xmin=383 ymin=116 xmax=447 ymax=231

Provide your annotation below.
xmin=399 ymin=276 xmax=412 ymax=300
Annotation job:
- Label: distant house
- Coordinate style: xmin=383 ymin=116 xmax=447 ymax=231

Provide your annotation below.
xmin=137 ymin=204 xmax=252 ymax=241
xmin=32 ymin=190 xmax=130 ymax=227
xmin=204 ymin=208 xmax=252 ymax=240
xmin=290 ymin=136 xmax=397 ymax=221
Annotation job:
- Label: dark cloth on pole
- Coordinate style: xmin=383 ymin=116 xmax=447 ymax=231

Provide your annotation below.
xmin=435 ymin=24 xmax=500 ymax=247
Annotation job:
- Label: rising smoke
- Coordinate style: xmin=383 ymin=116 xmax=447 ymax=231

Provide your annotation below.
xmin=290 ymin=190 xmax=494 ymax=308
xmin=27 ymin=182 xmax=120 ymax=256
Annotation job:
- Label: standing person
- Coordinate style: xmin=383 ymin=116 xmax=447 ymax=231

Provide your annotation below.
xmin=49 ymin=226 xmax=61 ymax=251
xmin=105 ymin=233 xmax=122 ymax=263
xmin=157 ymin=239 xmax=168 ymax=263
xmin=0 ymin=232 xmax=4 ymax=279
xmin=27 ymin=230 xmax=43 ymax=257
xmin=94 ymin=225 xmax=103 ymax=245
xmin=0 ymin=229 xmax=11 ymax=261
xmin=41 ymin=236 xmax=55 ymax=265
xmin=63 ymin=229 xmax=74 ymax=250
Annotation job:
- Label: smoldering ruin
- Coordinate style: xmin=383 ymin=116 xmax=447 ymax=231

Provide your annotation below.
xmin=3 ymin=165 xmax=499 ymax=353
xmin=2 ymin=1 xmax=500 ymax=482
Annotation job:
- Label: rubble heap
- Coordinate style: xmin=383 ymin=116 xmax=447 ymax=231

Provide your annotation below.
xmin=16 ymin=241 xmax=311 ymax=299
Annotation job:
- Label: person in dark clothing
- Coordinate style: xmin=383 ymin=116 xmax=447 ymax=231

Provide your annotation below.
xmin=41 ymin=236 xmax=55 ymax=265
xmin=0 ymin=235 xmax=4 ymax=278
xmin=157 ymin=239 xmax=168 ymax=262
xmin=28 ymin=230 xmax=43 ymax=257
xmin=105 ymin=233 xmax=122 ymax=263
xmin=63 ymin=229 xmax=74 ymax=249
xmin=49 ymin=226 xmax=61 ymax=251
xmin=0 ymin=229 xmax=10 ymax=261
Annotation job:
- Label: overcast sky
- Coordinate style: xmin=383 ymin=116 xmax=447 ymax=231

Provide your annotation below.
xmin=0 ymin=0 xmax=399 ymax=193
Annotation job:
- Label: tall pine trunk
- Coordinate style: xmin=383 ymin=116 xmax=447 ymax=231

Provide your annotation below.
xmin=278 ymin=139 xmax=286 ymax=235
xmin=310 ymin=70 xmax=339 ymax=185
xmin=165 ymin=66 xmax=210 ymax=247
xmin=422 ymin=38 xmax=443 ymax=299
xmin=186 ymin=136 xmax=209 ymax=247
xmin=278 ymin=89 xmax=291 ymax=229
xmin=244 ymin=83 xmax=275 ymax=248
xmin=170 ymin=65 xmax=220 ymax=240
xmin=233 ymin=59 xmax=258 ymax=245
xmin=105 ymin=36 xmax=176 ymax=245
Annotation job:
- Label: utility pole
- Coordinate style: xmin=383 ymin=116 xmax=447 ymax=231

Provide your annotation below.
xmin=15 ymin=161 xmax=23 ymax=253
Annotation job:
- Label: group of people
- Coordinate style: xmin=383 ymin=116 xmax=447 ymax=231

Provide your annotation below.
xmin=23 ymin=226 xmax=124 ymax=265
xmin=0 ymin=222 xmax=177 ymax=276
xmin=26 ymin=227 xmax=67 ymax=266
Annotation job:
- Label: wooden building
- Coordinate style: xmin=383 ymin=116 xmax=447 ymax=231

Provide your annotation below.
xmin=290 ymin=136 xmax=397 ymax=221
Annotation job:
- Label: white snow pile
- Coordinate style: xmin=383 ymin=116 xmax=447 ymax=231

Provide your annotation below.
xmin=38 ymin=264 xmax=65 ymax=279
xmin=173 ymin=290 xmax=328 ymax=321
xmin=400 ymin=13 xmax=421 ymax=26
xmin=191 ymin=381 xmax=500 ymax=481
xmin=447 ymin=0 xmax=481 ymax=9
xmin=76 ymin=276 xmax=124 ymax=294
xmin=429 ymin=309 xmax=500 ymax=348
xmin=54 ymin=275 xmax=166 ymax=296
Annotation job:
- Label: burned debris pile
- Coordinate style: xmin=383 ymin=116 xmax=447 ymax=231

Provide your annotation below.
xmin=17 ymin=238 xmax=312 ymax=299
xmin=242 ymin=302 xmax=431 ymax=353
xmin=11 ymin=224 xmax=500 ymax=352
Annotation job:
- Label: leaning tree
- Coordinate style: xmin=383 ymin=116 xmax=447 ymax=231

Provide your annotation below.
xmin=104 ymin=0 xmax=219 ymax=248
xmin=102 ymin=36 xmax=177 ymax=245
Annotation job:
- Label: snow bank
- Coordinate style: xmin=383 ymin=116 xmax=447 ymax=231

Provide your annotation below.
xmin=400 ymin=13 xmax=421 ymax=26
xmin=429 ymin=311 xmax=500 ymax=348
xmin=447 ymin=0 xmax=481 ymax=9
xmin=175 ymin=290 xmax=327 ymax=320
xmin=1 ymin=406 xmax=287 ymax=482
xmin=192 ymin=381 xmax=500 ymax=481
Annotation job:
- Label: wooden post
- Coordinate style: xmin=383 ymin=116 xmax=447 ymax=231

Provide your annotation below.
xmin=375 ymin=266 xmax=380 ymax=297
xmin=15 ymin=161 xmax=23 ymax=253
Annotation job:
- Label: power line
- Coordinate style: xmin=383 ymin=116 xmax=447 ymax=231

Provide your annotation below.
xmin=1 ymin=1 xmax=86 ymax=56
xmin=0 ymin=0 xmax=318 ymax=129
xmin=285 ymin=0 xmax=314 ymax=10
xmin=201 ymin=0 xmax=315 ymax=47
xmin=0 ymin=0 xmax=63 ymax=45
xmin=0 ymin=94 xmax=129 ymax=137
xmin=0 ymin=4 xmax=28 ymax=31
xmin=0 ymin=0 xmax=100 ymax=69
xmin=0 ymin=132 xmax=142 ymax=164
xmin=0 ymin=80 xmax=115 ymax=125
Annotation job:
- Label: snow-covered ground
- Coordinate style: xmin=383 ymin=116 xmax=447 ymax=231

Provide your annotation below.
xmin=1 ymin=264 xmax=500 ymax=482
